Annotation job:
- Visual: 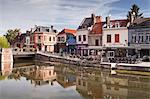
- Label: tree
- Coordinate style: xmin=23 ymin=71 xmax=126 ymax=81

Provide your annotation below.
xmin=0 ymin=36 xmax=10 ymax=48
xmin=127 ymin=4 xmax=143 ymax=21
xmin=4 ymin=29 xmax=20 ymax=45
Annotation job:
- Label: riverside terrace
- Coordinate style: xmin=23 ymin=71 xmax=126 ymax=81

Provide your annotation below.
xmin=0 ymin=49 xmax=150 ymax=73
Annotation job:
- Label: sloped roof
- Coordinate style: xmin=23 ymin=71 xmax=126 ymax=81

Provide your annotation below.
xmin=58 ymin=29 xmax=76 ymax=36
xmin=91 ymin=23 xmax=102 ymax=34
xmin=129 ymin=18 xmax=150 ymax=28
xmin=78 ymin=17 xmax=93 ymax=29
xmin=109 ymin=19 xmax=129 ymax=27
xmin=13 ymin=33 xmax=26 ymax=43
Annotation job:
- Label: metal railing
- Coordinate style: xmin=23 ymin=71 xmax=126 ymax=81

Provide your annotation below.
xmin=109 ymin=57 xmax=142 ymax=64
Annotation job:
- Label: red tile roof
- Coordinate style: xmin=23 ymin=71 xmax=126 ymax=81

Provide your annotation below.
xmin=58 ymin=29 xmax=76 ymax=36
xmin=109 ymin=19 xmax=129 ymax=27
xmin=91 ymin=22 xmax=102 ymax=34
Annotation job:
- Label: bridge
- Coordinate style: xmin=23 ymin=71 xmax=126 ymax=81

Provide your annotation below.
xmin=13 ymin=51 xmax=35 ymax=58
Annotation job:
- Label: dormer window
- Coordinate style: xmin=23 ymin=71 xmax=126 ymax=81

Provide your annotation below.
xmin=115 ymin=22 xmax=120 ymax=28
xmin=46 ymin=29 xmax=49 ymax=32
xmin=110 ymin=22 xmax=113 ymax=28
xmin=38 ymin=28 xmax=40 ymax=32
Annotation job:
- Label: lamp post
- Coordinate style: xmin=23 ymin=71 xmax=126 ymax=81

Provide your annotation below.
xmin=66 ymin=43 xmax=68 ymax=54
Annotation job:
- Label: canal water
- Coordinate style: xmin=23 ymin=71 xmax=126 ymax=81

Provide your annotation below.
xmin=0 ymin=59 xmax=150 ymax=99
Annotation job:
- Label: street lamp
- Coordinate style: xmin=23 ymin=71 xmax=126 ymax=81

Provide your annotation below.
xmin=66 ymin=43 xmax=68 ymax=54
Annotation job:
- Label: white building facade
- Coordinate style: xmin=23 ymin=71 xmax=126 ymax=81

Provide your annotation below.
xmin=102 ymin=16 xmax=129 ymax=60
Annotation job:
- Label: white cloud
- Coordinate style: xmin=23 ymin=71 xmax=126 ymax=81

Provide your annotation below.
xmin=0 ymin=0 xmax=150 ymax=35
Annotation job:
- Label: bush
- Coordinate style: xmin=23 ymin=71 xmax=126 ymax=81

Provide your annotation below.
xmin=0 ymin=36 xmax=10 ymax=48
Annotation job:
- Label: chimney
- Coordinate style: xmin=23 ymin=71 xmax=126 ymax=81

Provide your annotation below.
xmin=106 ymin=16 xmax=110 ymax=28
xmin=35 ymin=25 xmax=37 ymax=28
xmin=95 ymin=16 xmax=102 ymax=23
xmin=51 ymin=25 xmax=54 ymax=31
xmin=91 ymin=13 xmax=96 ymax=24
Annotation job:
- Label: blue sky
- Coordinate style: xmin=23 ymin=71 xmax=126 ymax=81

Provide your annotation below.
xmin=0 ymin=0 xmax=150 ymax=35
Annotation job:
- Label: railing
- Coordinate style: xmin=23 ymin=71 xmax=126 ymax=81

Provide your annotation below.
xmin=37 ymin=51 xmax=81 ymax=61
xmin=13 ymin=51 xmax=35 ymax=55
xmin=109 ymin=57 xmax=142 ymax=64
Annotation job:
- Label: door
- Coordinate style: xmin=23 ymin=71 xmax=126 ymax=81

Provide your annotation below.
xmin=45 ymin=46 xmax=47 ymax=51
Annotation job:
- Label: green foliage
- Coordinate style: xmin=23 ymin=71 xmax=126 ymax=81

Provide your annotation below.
xmin=0 ymin=75 xmax=6 ymax=80
xmin=127 ymin=4 xmax=143 ymax=20
xmin=0 ymin=36 xmax=10 ymax=48
xmin=4 ymin=29 xmax=20 ymax=45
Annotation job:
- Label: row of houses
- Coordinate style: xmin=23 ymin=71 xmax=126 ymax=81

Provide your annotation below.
xmin=12 ymin=13 xmax=150 ymax=60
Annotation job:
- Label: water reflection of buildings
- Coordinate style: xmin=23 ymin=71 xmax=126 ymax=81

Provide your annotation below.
xmin=102 ymin=72 xmax=150 ymax=99
xmin=102 ymin=72 xmax=128 ymax=99
xmin=76 ymin=68 xmax=150 ymax=99
xmin=76 ymin=68 xmax=103 ymax=99
xmin=27 ymin=66 xmax=57 ymax=86
xmin=55 ymin=65 xmax=76 ymax=88
xmin=127 ymin=75 xmax=150 ymax=99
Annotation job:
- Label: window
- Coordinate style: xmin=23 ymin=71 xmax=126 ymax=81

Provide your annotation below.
xmin=30 ymin=36 xmax=32 ymax=42
xmin=95 ymin=39 xmax=99 ymax=46
xmin=44 ymin=36 xmax=46 ymax=41
xmin=132 ymin=36 xmax=134 ymax=43
xmin=53 ymin=37 xmax=55 ymax=41
xmin=61 ymin=37 xmax=65 ymax=42
xmin=141 ymin=36 xmax=144 ymax=42
xmin=139 ymin=35 xmax=144 ymax=43
xmin=49 ymin=36 xmax=51 ymax=41
xmin=115 ymin=22 xmax=120 ymax=28
xmin=78 ymin=79 xmax=81 ymax=85
xmin=46 ymin=29 xmax=49 ymax=32
xmin=110 ymin=52 xmax=114 ymax=57
xmin=107 ymin=35 xmax=111 ymax=43
xmin=38 ymin=36 xmax=41 ymax=40
xmin=146 ymin=35 xmax=150 ymax=42
xmin=26 ymin=39 xmax=29 ymax=44
xmin=78 ymin=35 xmax=81 ymax=41
xmin=134 ymin=36 xmax=136 ymax=43
xmin=115 ymin=34 xmax=119 ymax=43
xmin=83 ymin=35 xmax=86 ymax=41
xmin=132 ymin=35 xmax=136 ymax=43
xmin=49 ymin=71 xmax=51 ymax=75
xmin=58 ymin=37 xmax=60 ymax=41
xmin=38 ymin=28 xmax=40 ymax=32
xmin=83 ymin=81 xmax=86 ymax=86
xmin=146 ymin=36 xmax=148 ymax=40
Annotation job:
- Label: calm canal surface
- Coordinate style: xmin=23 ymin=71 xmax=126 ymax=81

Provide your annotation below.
xmin=0 ymin=60 xmax=150 ymax=99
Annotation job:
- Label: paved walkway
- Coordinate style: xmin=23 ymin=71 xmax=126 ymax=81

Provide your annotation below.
xmin=118 ymin=62 xmax=150 ymax=67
